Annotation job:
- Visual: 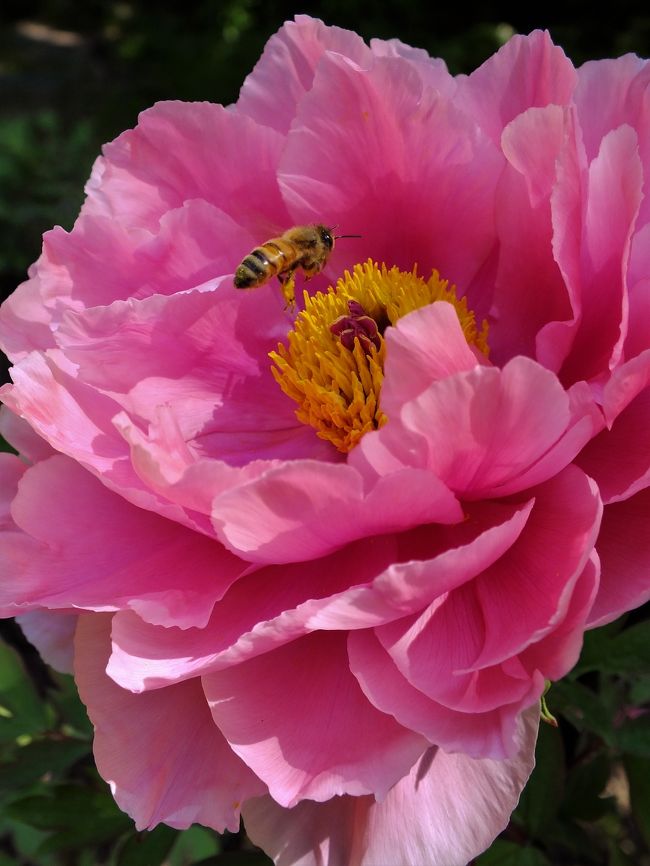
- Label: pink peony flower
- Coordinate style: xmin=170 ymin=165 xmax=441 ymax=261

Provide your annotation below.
xmin=2 ymin=15 xmax=650 ymax=865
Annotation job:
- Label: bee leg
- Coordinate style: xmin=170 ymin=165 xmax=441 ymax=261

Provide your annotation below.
xmin=278 ymin=270 xmax=297 ymax=311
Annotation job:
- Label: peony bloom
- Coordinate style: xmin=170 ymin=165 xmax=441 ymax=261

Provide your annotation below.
xmin=1 ymin=15 xmax=650 ymax=865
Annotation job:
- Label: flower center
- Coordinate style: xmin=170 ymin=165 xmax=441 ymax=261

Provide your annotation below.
xmin=270 ymin=260 xmax=489 ymax=453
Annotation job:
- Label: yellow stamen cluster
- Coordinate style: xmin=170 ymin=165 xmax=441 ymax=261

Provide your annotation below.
xmin=270 ymin=260 xmax=489 ymax=453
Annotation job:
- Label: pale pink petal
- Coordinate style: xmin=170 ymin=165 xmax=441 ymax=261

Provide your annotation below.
xmin=16 ymin=611 xmax=78 ymax=673
xmin=204 ymin=631 xmax=427 ymax=807
xmin=75 ymin=615 xmax=265 ymax=831
xmin=587 ymin=490 xmax=650 ymax=626
xmin=243 ymin=706 xmax=539 ymax=866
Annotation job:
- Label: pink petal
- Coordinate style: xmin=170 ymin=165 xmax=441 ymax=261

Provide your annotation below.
xmin=0 ymin=452 xmax=26 ymax=526
xmin=457 ymin=30 xmax=577 ymax=145
xmin=278 ymin=49 xmax=501 ymax=302
xmin=588 ymin=490 xmax=650 ymax=626
xmin=75 ymin=615 xmax=265 ymax=831
xmin=558 ymin=126 xmax=643 ymax=383
xmin=211 ymin=461 xmax=462 ymax=563
xmin=243 ymin=706 xmax=539 ymax=866
xmin=203 ymin=631 xmax=426 ymax=807
xmin=349 ymin=628 xmax=525 ymax=758
xmin=16 ymin=611 xmax=77 ymax=673
xmin=374 ymin=466 xmax=600 ymax=713
xmin=0 ymin=455 xmax=244 ymax=627
xmin=107 ymin=534 xmax=398 ymax=691
xmin=471 ymin=466 xmax=601 ymax=668
xmin=576 ymin=352 xmax=650 ymax=502
xmin=107 ymin=499 xmax=533 ymax=692
xmin=82 ymin=101 xmax=289 ymax=234
xmin=489 ymin=106 xmax=574 ymax=365
xmin=237 ymin=15 xmax=370 ymax=134
xmin=0 ymin=407 xmax=55 ymax=463
xmin=380 ymin=302 xmax=480 ymax=416
xmin=356 ymin=356 xmax=598 ymax=498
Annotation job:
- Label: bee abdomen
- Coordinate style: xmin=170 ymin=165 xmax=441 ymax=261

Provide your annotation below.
xmin=234 ymin=243 xmax=288 ymax=288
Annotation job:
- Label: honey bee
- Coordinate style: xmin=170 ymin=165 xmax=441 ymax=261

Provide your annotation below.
xmin=234 ymin=224 xmax=360 ymax=309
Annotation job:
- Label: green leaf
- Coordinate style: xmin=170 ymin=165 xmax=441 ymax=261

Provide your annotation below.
xmin=547 ymin=680 xmax=615 ymax=742
xmin=624 ymin=755 xmax=650 ymax=848
xmin=49 ymin=672 xmax=93 ymax=737
xmin=562 ymin=752 xmax=613 ymax=821
xmin=575 ymin=621 xmax=650 ymax=676
xmin=36 ymin=816 xmax=132 ymax=855
xmin=0 ymin=737 xmax=90 ymax=798
xmin=8 ymin=783 xmax=128 ymax=830
xmin=193 ymin=856 xmax=273 ymax=866
xmin=629 ymin=675 xmax=650 ymax=707
xmin=169 ymin=825 xmax=220 ymax=865
xmin=476 ymin=840 xmax=551 ymax=865
xmin=117 ymin=825 xmax=178 ymax=866
xmin=616 ymin=714 xmax=650 ymax=756
xmin=514 ymin=723 xmax=564 ymax=838
xmin=0 ymin=640 xmax=51 ymax=742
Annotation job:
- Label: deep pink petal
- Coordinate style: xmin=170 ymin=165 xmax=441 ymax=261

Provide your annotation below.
xmin=356 ymin=356 xmax=598 ymax=498
xmin=243 ymin=706 xmax=539 ymax=866
xmin=107 ymin=534 xmax=398 ymax=690
xmin=237 ymin=15 xmax=370 ymax=134
xmin=82 ymin=101 xmax=289 ymax=234
xmin=0 ymin=455 xmax=244 ymax=627
xmin=349 ymin=629 xmax=524 ymax=758
xmin=558 ymin=126 xmax=643 ymax=384
xmin=576 ymin=352 xmax=650 ymax=502
xmin=457 ymin=30 xmax=577 ymax=145
xmin=211 ymin=461 xmax=462 ymax=563
xmin=488 ymin=106 xmax=574 ymax=365
xmin=75 ymin=615 xmax=265 ymax=831
xmin=380 ymin=302 xmax=480 ymax=416
xmin=278 ymin=50 xmax=501 ymax=301
xmin=203 ymin=631 xmax=426 ymax=807
xmin=588 ymin=491 xmax=650 ymax=626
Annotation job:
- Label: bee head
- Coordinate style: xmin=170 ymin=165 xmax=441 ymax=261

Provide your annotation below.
xmin=319 ymin=226 xmax=335 ymax=250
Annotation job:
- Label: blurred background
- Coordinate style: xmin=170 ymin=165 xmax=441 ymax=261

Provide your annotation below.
xmin=1 ymin=2 xmax=650 ymax=865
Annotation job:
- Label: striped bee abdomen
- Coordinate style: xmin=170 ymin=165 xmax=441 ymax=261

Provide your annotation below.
xmin=234 ymin=240 xmax=294 ymax=288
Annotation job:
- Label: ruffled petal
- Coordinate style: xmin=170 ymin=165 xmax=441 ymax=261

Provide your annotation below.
xmin=75 ymin=615 xmax=265 ymax=831
xmin=203 ymin=631 xmax=426 ymax=807
xmin=243 ymin=706 xmax=539 ymax=866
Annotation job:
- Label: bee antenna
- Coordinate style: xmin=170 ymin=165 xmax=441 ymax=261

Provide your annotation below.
xmin=335 ymin=234 xmax=362 ymax=239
